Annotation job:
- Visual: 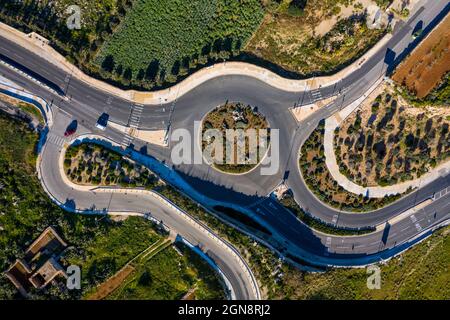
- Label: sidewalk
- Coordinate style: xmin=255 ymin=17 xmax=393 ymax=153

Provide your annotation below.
xmin=323 ymin=79 xmax=450 ymax=198
xmin=0 ymin=22 xmax=392 ymax=105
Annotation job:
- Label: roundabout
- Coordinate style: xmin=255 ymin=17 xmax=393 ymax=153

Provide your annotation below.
xmin=0 ymin=0 xmax=449 ymax=300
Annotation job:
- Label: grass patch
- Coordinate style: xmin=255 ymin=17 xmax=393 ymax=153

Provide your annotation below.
xmin=274 ymin=226 xmax=450 ymax=299
xmin=107 ymin=242 xmax=225 ymax=300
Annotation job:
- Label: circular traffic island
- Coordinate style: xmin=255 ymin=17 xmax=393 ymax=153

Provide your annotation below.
xmin=201 ymin=102 xmax=270 ymax=174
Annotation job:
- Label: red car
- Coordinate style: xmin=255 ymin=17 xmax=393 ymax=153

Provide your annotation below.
xmin=64 ymin=120 xmax=78 ymax=137
xmin=64 ymin=127 xmax=76 ymax=137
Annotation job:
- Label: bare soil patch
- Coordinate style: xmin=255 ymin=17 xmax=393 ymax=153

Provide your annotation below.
xmin=87 ymin=265 xmax=135 ymax=300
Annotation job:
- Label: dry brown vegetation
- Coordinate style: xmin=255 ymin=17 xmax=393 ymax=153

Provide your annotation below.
xmin=87 ymin=265 xmax=135 ymax=300
xmin=246 ymin=0 xmax=386 ymax=75
xmin=392 ymin=13 xmax=450 ymax=98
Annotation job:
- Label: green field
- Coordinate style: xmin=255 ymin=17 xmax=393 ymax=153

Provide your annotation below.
xmin=107 ymin=242 xmax=225 ymax=300
xmin=96 ymin=0 xmax=264 ymax=86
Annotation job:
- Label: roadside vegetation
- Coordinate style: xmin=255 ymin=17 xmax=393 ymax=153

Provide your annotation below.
xmin=300 ymin=120 xmax=407 ymax=212
xmin=246 ymin=0 xmax=387 ymax=76
xmin=280 ymin=195 xmax=375 ymax=235
xmin=106 ymin=242 xmax=225 ymax=300
xmin=335 ymin=83 xmax=450 ymax=187
xmin=0 ymin=94 xmax=44 ymax=125
xmin=275 ymin=226 xmax=450 ymax=299
xmin=0 ymin=111 xmax=223 ymax=300
xmin=201 ymin=102 xmax=269 ymax=174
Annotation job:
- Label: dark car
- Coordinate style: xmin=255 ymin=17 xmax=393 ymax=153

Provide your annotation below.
xmin=96 ymin=113 xmax=109 ymax=130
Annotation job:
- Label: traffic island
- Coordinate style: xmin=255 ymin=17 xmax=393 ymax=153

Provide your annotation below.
xmin=200 ymin=102 xmax=270 ymax=175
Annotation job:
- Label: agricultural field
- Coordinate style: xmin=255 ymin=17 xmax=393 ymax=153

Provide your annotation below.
xmin=64 ymin=143 xmax=162 ymax=188
xmin=245 ymin=0 xmax=387 ymax=76
xmin=201 ymin=102 xmax=269 ymax=174
xmin=96 ymin=0 xmax=265 ymax=87
xmin=392 ymin=12 xmax=450 ymax=99
xmin=299 ymin=120 xmax=406 ymax=212
xmin=335 ymin=82 xmax=450 ymax=187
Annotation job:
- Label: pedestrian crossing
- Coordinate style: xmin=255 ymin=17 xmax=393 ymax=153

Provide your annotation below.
xmin=121 ymin=104 xmax=144 ymax=147
xmin=310 ymin=88 xmax=322 ymax=103
xmin=410 ymin=214 xmax=422 ymax=232
xmin=324 ymin=236 xmax=332 ymax=256
xmin=47 ymin=133 xmax=66 ymax=148
xmin=121 ymin=133 xmax=134 ymax=148
xmin=129 ymin=104 xmax=144 ymax=129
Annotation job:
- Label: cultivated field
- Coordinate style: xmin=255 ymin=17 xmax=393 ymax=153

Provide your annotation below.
xmin=97 ymin=0 xmax=264 ymax=86
xmin=392 ymin=13 xmax=450 ymax=98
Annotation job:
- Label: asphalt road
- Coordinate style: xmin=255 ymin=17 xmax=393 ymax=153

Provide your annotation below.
xmin=0 ymin=0 xmax=448 ymax=285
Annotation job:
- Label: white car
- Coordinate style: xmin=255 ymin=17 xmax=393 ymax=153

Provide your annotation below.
xmin=96 ymin=113 xmax=109 ymax=130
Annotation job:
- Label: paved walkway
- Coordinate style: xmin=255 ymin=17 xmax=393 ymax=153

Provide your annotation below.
xmin=0 ymin=22 xmax=391 ymax=104
xmin=324 ymin=79 xmax=450 ymax=198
